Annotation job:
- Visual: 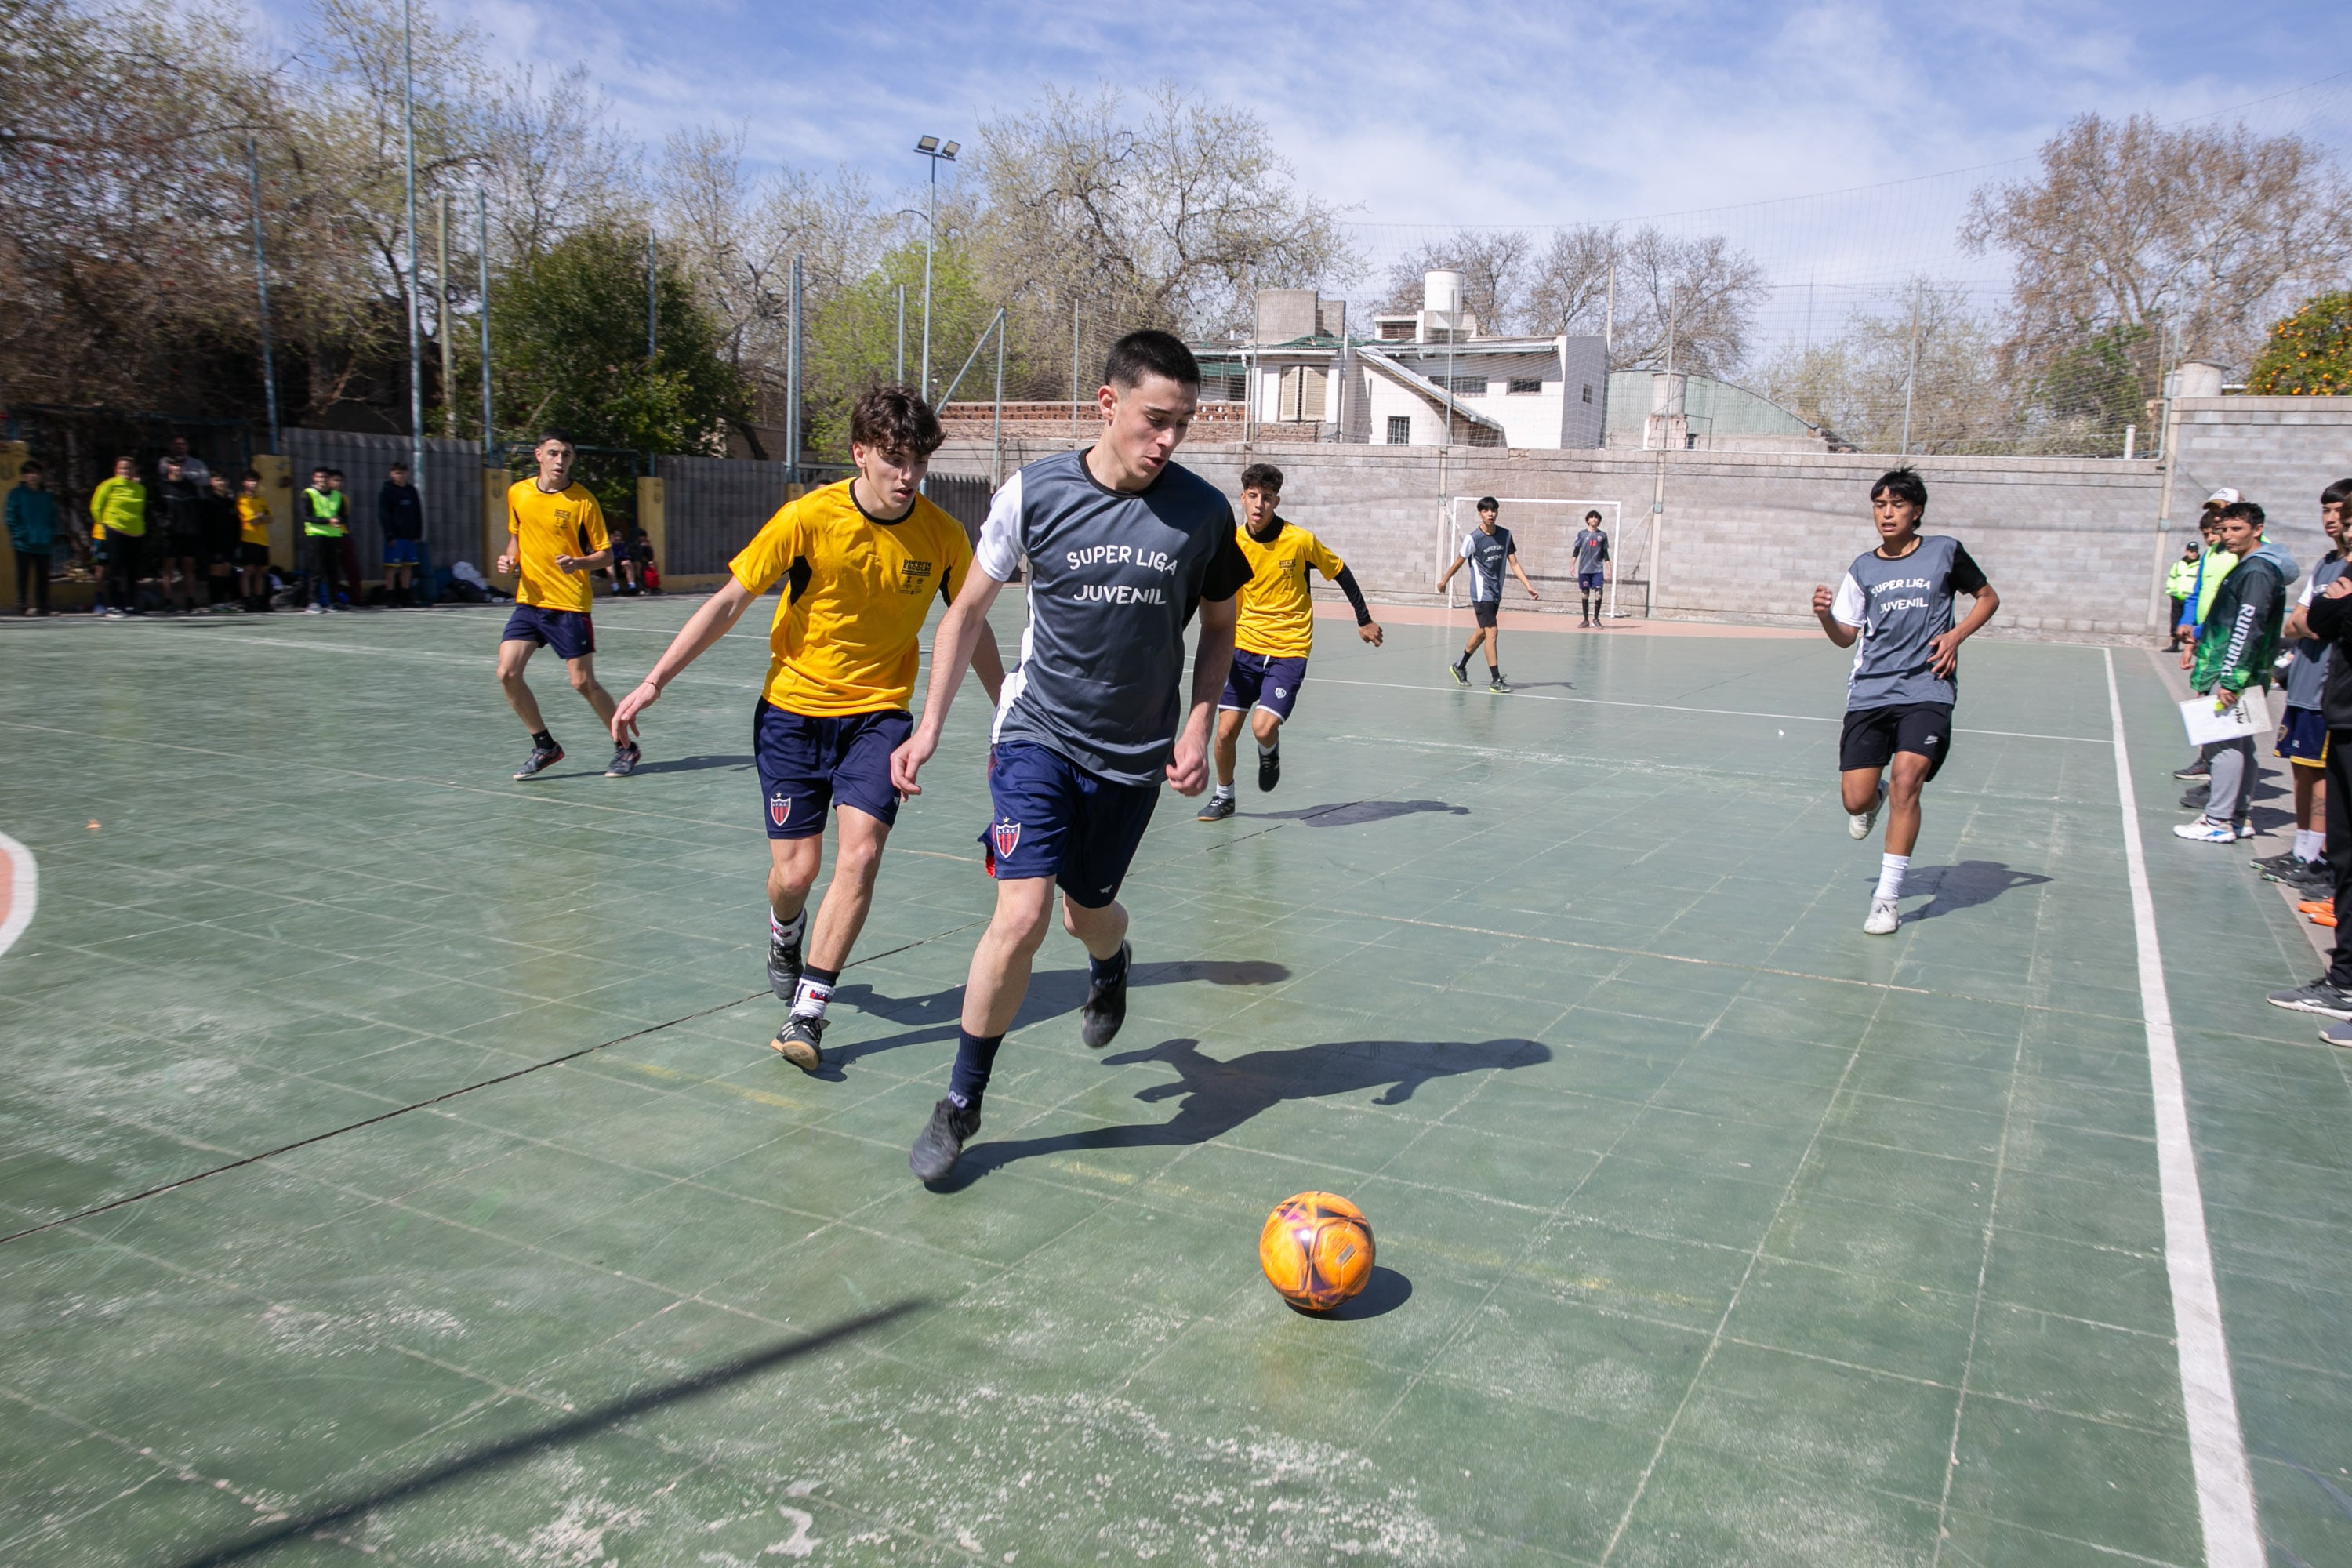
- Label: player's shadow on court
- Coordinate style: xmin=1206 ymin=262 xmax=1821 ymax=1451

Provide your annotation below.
xmin=632 ymin=753 xmax=755 ymax=775
xmin=923 ymin=1034 xmax=1551 ymax=1192
xmin=1907 ymin=859 xmax=2053 ymax=921
xmin=1241 ymin=800 xmax=1472 ymax=827
xmin=818 ymin=960 xmax=1292 ymax=1076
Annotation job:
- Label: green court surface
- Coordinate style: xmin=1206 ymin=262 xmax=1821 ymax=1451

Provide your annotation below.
xmin=2 ymin=598 xmax=2349 ymax=1567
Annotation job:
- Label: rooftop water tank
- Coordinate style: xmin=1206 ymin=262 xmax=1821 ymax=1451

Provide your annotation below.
xmin=1424 ymin=270 xmax=1465 ymax=317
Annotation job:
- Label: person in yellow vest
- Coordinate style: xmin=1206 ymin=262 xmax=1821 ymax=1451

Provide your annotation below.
xmin=89 ymin=454 xmax=146 ymax=619
xmin=299 ymin=465 xmax=353 ymax=612
xmin=499 ymin=430 xmax=626 ymax=779
xmin=236 ymin=468 xmax=275 ymax=612
xmin=1197 ymin=462 xmax=1383 ymax=821
xmin=612 ymin=387 xmax=1005 ymax=1069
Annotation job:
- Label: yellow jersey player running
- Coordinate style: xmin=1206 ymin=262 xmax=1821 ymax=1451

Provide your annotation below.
xmin=1198 ymin=462 xmax=1383 ymax=821
xmin=498 ymin=430 xmax=629 ymax=779
xmin=610 ymin=387 xmax=1004 ymax=1070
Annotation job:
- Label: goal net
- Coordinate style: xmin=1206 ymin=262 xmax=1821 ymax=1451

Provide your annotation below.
xmin=1440 ymin=497 xmax=1647 ymax=619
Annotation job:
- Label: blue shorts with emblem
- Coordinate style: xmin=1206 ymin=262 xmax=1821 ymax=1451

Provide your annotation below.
xmin=981 ymin=740 xmax=1159 ymax=908
xmin=2278 ymin=704 xmax=2329 ymax=768
xmin=500 ymin=604 xmax=595 ymax=661
xmin=755 ymin=702 xmax=911 ymax=840
xmin=383 ymin=539 xmax=421 ymax=566
xmin=1219 ymin=648 xmax=1308 ymax=722
xmin=1577 ymin=570 xmax=1605 ymax=591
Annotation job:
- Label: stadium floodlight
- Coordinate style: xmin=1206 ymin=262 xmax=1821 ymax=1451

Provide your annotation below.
xmin=914 ymin=135 xmax=960 ymax=401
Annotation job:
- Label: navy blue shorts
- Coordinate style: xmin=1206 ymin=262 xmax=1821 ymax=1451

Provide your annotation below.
xmin=2278 ymin=705 xmax=2329 ymax=768
xmin=756 ymin=702 xmax=911 ymax=839
xmin=1577 ymin=570 xmax=1605 ymax=591
xmin=383 ymin=539 xmax=421 ymax=566
xmin=1220 ymin=648 xmax=1308 ymax=722
xmin=501 ymin=604 xmax=595 ymax=661
xmin=982 ymin=741 xmax=1159 ymax=908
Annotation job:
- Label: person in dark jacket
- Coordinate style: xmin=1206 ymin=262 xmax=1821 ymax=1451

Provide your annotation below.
xmin=380 ymin=463 xmax=424 ymax=605
xmin=198 ymin=472 xmax=241 ymax=609
xmin=156 ymin=456 xmax=205 ymax=612
xmin=2176 ymin=501 xmax=2295 ymax=843
xmin=6 ymin=459 xmax=58 ymax=616
xmin=2272 ymin=477 xmax=2352 ymax=1033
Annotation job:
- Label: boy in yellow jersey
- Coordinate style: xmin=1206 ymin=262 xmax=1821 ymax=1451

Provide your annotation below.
xmin=1197 ymin=463 xmax=1382 ymax=821
xmin=497 ymin=430 xmax=626 ymax=779
xmin=236 ymin=469 xmax=274 ymax=612
xmin=612 ymin=387 xmax=1004 ymax=1070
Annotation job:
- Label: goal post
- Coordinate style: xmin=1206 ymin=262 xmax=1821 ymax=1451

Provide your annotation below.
xmin=1439 ymin=496 xmax=1646 ymax=619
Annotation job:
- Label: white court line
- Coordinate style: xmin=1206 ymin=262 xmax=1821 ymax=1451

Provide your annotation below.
xmin=2103 ymin=647 xmax=2263 ymax=1567
xmin=1312 ymin=673 xmax=2107 ymax=744
xmin=0 ymin=830 xmax=37 ymax=958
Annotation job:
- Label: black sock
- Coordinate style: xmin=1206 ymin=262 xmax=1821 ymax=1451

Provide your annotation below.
xmin=1089 ymin=944 xmax=1127 ymax=984
xmin=948 ymin=1028 xmax=1004 ymax=1107
xmin=531 ymin=729 xmax=555 ymax=750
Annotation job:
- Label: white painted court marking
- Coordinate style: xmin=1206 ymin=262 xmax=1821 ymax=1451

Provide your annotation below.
xmin=0 ymin=829 xmax=37 ymax=959
xmin=2103 ymin=648 xmax=2263 ymax=1568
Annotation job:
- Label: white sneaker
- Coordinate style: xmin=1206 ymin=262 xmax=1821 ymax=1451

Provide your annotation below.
xmin=2237 ymin=819 xmax=2259 ymax=840
xmin=1864 ymin=898 xmax=1900 ymax=935
xmin=2172 ymin=818 xmax=2236 ymax=843
xmin=1849 ymin=783 xmax=1885 ymax=840
xmin=304 ymin=604 xmax=323 ymax=615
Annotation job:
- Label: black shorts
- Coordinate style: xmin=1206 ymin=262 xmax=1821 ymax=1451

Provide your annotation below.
xmin=1472 ymin=601 xmax=1501 ymax=629
xmin=238 ymin=542 xmax=271 ymax=568
xmin=160 ymin=530 xmax=201 ymax=558
xmin=1839 ymin=702 xmax=1954 ymax=781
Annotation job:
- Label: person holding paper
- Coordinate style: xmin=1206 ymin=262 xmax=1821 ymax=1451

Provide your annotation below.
xmin=2176 ymin=500 xmax=2296 ymax=844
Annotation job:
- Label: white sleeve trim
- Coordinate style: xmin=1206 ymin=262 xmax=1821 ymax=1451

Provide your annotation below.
xmin=1457 ymin=533 xmax=1474 ymax=560
xmin=1830 ymin=571 xmax=1867 ymax=629
xmin=974 ymin=470 xmax=1024 ymax=582
xmin=2300 ymin=576 xmax=2317 ymax=608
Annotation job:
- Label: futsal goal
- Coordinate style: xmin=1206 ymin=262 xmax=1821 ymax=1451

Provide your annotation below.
xmin=1439 ymin=497 xmax=1648 ymax=619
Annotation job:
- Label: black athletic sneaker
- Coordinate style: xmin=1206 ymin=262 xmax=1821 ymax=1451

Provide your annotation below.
xmin=771 ymin=1012 xmax=826 ymax=1072
xmin=2252 ymin=849 xmax=2303 ymax=873
xmin=604 ymin=742 xmax=641 ymax=778
xmin=1257 ymin=743 xmax=1280 ymax=793
xmin=2172 ymin=761 xmax=2211 ymax=780
xmin=513 ymin=743 xmax=564 ymax=779
xmin=1489 ymin=673 xmax=1512 ymax=693
xmin=1197 ymin=794 xmax=1236 ymax=822
xmin=2281 ymin=858 xmax=2336 ymax=888
xmin=767 ymin=920 xmax=804 ymax=1001
xmin=2179 ymin=786 xmax=2209 ymax=810
xmin=1449 ymin=660 xmax=1470 ymax=686
xmin=2267 ymin=978 xmax=2352 ymax=1018
xmin=910 ymin=1096 xmax=981 ymax=1183
xmin=1080 ymin=941 xmax=1131 ymax=1049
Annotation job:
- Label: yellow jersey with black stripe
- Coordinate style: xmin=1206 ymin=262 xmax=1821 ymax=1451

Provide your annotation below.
xmin=1233 ymin=517 xmax=1347 ymax=660
xmin=237 ymin=493 xmax=272 ymax=546
xmin=728 ymin=479 xmax=975 ymax=717
xmin=506 ymin=480 xmax=608 ymax=614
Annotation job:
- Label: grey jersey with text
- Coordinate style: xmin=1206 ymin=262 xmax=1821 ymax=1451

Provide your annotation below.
xmin=1828 ymin=535 xmax=1990 ymax=710
xmin=1572 ymin=528 xmax=1610 ymax=573
xmin=1459 ymin=525 xmax=1516 ymax=602
xmin=976 ymin=449 xmax=1247 ymax=786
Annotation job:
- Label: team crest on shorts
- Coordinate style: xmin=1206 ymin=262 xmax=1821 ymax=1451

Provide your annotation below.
xmin=991 ymin=818 xmax=1022 ymax=858
xmin=768 ymin=793 xmax=793 ymax=827
xmin=1275 ymin=686 xmax=1289 ymax=699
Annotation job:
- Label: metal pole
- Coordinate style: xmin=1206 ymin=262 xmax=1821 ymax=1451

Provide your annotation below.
xmin=1900 ymin=282 xmax=1920 ymax=457
xmin=993 ymin=307 xmax=1006 ymax=488
xmin=438 ymin=192 xmax=455 ymax=436
xmin=647 ymin=230 xmax=658 ymax=361
xmin=245 ymin=138 xmax=281 ymax=454
xmin=920 ymin=158 xmax=936 ymax=401
xmin=786 ymin=255 xmax=804 ymax=481
xmin=401 ymin=0 xmax=423 ymax=492
xmin=1070 ymin=298 xmax=1080 ymax=440
xmin=895 ymin=283 xmax=906 ymax=385
xmin=477 ymin=188 xmax=493 ymax=463
xmin=1603 ymin=263 xmax=1614 ymax=363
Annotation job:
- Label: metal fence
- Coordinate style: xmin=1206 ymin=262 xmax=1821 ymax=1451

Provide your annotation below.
xmin=281 ymin=430 xmax=488 ymax=571
xmin=655 ymin=454 xmax=795 ymax=575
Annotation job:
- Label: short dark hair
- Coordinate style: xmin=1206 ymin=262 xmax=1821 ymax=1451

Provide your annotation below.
xmin=390 ymin=461 xmax=409 ymax=472
xmin=114 ymin=453 xmax=136 ymax=466
xmin=848 ymin=383 xmax=943 ymax=458
xmin=1476 ymin=495 xmax=1498 ymax=513
xmin=1240 ymin=463 xmax=1283 ymax=493
xmin=1871 ymin=467 xmax=1928 ymax=512
xmin=311 ymin=465 xmax=328 ymax=475
xmin=1103 ymin=329 xmax=1200 ymax=391
xmin=2323 ymin=478 xmax=2352 ymax=507
xmin=1584 ymin=510 xmax=1602 ymax=522
xmin=535 ymin=429 xmax=574 ymax=449
xmin=328 ymin=468 xmax=343 ymax=479
xmin=2219 ymin=499 xmax=2266 ymax=528
xmin=17 ymin=459 xmax=39 ymax=475
xmin=241 ymin=468 xmax=260 ymax=482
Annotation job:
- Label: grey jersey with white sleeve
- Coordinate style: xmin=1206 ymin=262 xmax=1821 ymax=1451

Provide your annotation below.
xmin=1828 ymin=535 xmax=1990 ymax=710
xmin=975 ymin=448 xmax=1250 ymax=786
xmin=1459 ymin=526 xmax=1516 ymax=602
xmin=2286 ymin=556 xmax=2347 ymax=709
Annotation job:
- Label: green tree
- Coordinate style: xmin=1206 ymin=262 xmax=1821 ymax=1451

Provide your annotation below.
xmin=2247 ymin=292 xmax=2352 ymax=396
xmin=804 ymin=239 xmax=999 ymax=459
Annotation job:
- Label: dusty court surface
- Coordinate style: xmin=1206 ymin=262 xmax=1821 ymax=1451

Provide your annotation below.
xmin=2 ymin=596 xmax=2347 ymax=1566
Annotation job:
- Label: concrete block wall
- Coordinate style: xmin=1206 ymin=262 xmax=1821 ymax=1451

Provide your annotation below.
xmin=2168 ymin=397 xmax=2352 ymax=576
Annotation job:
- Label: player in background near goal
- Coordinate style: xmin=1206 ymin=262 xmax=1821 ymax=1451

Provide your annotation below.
xmin=610 ymin=387 xmax=1003 ymax=1070
xmin=498 ymin=431 xmax=633 ymax=780
xmin=1436 ymin=496 xmax=1538 ymax=691
xmin=891 ymin=329 xmax=1250 ymax=1184
xmin=1198 ymin=462 xmax=1383 ymax=822
xmin=1813 ymin=468 xmax=1998 ymax=935
xmin=1571 ymin=510 xmax=1611 ymax=626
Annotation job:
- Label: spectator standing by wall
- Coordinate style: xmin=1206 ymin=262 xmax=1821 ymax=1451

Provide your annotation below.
xmin=155 ymin=456 xmax=203 ymax=613
xmin=163 ymin=435 xmax=209 ymax=494
xmin=2277 ymin=526 xmax=2352 ymax=1033
xmin=300 ymin=465 xmax=350 ymax=613
xmin=379 ymin=462 xmax=423 ymax=606
xmin=2165 ymin=543 xmax=2199 ymax=652
xmin=2262 ymin=481 xmax=2352 ymax=891
xmin=90 ymin=455 xmax=146 ymax=618
xmin=236 ymin=469 xmax=274 ymax=612
xmin=6 ymin=459 xmax=57 ymax=616
xmin=199 ymin=472 xmax=241 ymax=610
xmin=2176 ymin=500 xmax=2296 ymax=843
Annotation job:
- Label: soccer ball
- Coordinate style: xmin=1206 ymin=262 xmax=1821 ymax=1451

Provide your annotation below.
xmin=1258 ymin=1191 xmax=1375 ymax=1312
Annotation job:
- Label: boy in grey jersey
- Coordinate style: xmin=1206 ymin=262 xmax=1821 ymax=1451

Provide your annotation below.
xmin=2259 ymin=486 xmax=2348 ymax=886
xmin=1571 ymin=511 xmax=1610 ymax=626
xmin=892 ymin=330 xmax=1248 ymax=1184
xmin=1813 ymin=468 xmax=1998 ymax=935
xmin=1436 ymin=497 xmax=1538 ymax=691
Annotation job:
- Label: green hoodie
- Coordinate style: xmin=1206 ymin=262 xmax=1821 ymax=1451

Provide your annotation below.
xmin=2190 ymin=542 xmax=2292 ymax=695
xmin=90 ymin=475 xmax=146 ymax=536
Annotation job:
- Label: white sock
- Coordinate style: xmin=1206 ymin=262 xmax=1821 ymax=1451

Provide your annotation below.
xmin=1214 ymin=782 xmax=1234 ymax=801
xmin=1875 ymin=853 xmax=1909 ymax=902
xmin=769 ymin=909 xmax=804 ymax=941
xmin=2296 ymin=828 xmax=2325 ymax=862
xmin=790 ymin=975 xmax=834 ymax=1018
xmin=1256 ymin=735 xmax=1276 ymax=756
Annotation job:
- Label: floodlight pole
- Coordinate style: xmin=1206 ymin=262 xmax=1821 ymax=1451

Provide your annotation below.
xmin=438 ymin=192 xmax=456 ymax=437
xmin=401 ymin=0 xmax=423 ymax=495
xmin=647 ymin=230 xmax=659 ymax=361
xmin=895 ymin=283 xmax=906 ymax=384
xmin=787 ymin=254 xmax=804 ymax=481
xmin=1070 ymin=298 xmax=1080 ymax=440
xmin=1899 ymin=281 xmax=1920 ymax=457
xmin=245 ymin=138 xmax=281 ymax=455
xmin=476 ymin=188 xmax=493 ymax=466
xmin=914 ymin=136 xmax=958 ymax=402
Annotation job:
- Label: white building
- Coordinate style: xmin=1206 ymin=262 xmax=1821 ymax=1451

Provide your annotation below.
xmin=1196 ymin=274 xmax=1609 ymax=449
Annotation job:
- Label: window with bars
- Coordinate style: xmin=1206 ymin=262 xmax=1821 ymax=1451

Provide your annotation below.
xmin=1507 ymin=377 xmax=1543 ymax=395
xmin=1386 ymin=416 xmax=1411 ymax=444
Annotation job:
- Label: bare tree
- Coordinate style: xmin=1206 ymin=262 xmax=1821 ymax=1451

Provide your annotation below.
xmin=1521 ymin=224 xmax=1620 ymax=341
xmin=1378 ymin=230 xmax=1531 ymax=332
xmin=1964 ymin=113 xmax=2352 ymax=392
xmin=1757 ymin=281 xmax=2016 ymax=455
